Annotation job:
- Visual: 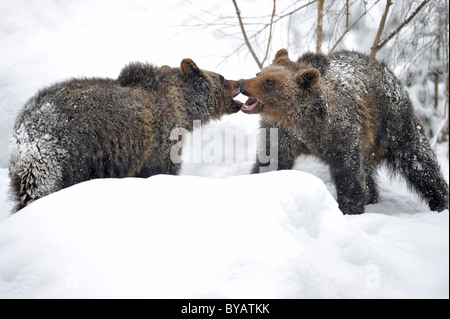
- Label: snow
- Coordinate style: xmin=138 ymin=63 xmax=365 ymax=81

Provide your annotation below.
xmin=0 ymin=0 xmax=448 ymax=299
xmin=0 ymin=169 xmax=447 ymax=299
xmin=0 ymin=143 xmax=448 ymax=298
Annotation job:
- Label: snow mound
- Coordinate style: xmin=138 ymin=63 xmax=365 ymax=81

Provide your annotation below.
xmin=0 ymin=171 xmax=448 ymax=298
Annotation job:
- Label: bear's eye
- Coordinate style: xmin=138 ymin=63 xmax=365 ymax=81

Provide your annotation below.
xmin=265 ymin=79 xmax=274 ymax=86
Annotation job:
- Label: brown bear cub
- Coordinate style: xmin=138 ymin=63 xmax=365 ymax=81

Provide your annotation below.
xmin=9 ymin=59 xmax=242 ymax=212
xmin=239 ymin=49 xmax=449 ymax=215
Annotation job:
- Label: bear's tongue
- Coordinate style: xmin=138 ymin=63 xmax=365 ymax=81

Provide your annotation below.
xmin=242 ymin=97 xmax=259 ymax=111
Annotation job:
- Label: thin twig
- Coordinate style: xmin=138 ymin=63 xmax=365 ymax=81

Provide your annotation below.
xmin=232 ymin=0 xmax=263 ymax=69
xmin=376 ymin=0 xmax=431 ymax=52
xmin=220 ymin=0 xmax=317 ymax=68
xmin=370 ymin=0 xmax=392 ymax=57
xmin=234 ymin=0 xmax=317 ymax=48
xmin=316 ymin=0 xmax=324 ymax=53
xmin=277 ymin=0 xmax=318 ymax=20
xmin=261 ymin=0 xmax=276 ymax=66
xmin=329 ymin=0 xmax=381 ymax=54
xmin=346 ymin=0 xmax=349 ymax=28
xmin=287 ymin=11 xmax=293 ymax=49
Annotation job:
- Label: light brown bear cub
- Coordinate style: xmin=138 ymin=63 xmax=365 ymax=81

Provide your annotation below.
xmin=239 ymin=49 xmax=449 ymax=215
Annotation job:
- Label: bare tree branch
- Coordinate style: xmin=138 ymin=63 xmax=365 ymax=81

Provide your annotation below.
xmin=346 ymin=0 xmax=350 ymax=28
xmin=232 ymin=0 xmax=263 ymax=69
xmin=245 ymin=0 xmax=318 ymax=44
xmin=436 ymin=27 xmax=450 ymax=144
xmin=434 ymin=73 xmax=449 ymax=145
xmin=316 ymin=0 xmax=324 ymax=53
xmin=329 ymin=0 xmax=381 ymax=54
xmin=261 ymin=0 xmax=276 ymax=66
xmin=370 ymin=0 xmax=392 ymax=57
xmin=277 ymin=0 xmax=318 ymax=20
xmin=225 ymin=0 xmax=317 ymax=69
xmin=376 ymin=0 xmax=431 ymax=53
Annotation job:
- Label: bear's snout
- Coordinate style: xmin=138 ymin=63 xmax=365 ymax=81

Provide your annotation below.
xmin=239 ymin=79 xmax=250 ymax=96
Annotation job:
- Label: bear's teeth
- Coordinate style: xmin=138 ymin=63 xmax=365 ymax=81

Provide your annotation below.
xmin=246 ymin=98 xmax=259 ymax=107
xmin=245 ymin=97 xmax=257 ymax=106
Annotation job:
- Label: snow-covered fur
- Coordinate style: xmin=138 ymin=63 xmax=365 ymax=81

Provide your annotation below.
xmin=9 ymin=59 xmax=241 ymax=212
xmin=239 ymin=49 xmax=449 ymax=215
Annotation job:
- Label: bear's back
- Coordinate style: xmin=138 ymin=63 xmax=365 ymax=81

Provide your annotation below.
xmin=14 ymin=78 xmax=146 ymax=140
xmin=12 ymin=78 xmax=157 ymax=185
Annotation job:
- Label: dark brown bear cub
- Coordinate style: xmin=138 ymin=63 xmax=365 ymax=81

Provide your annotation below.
xmin=239 ymin=49 xmax=449 ymax=215
xmin=9 ymin=59 xmax=242 ymax=212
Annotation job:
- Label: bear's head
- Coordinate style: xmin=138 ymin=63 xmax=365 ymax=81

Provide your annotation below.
xmin=178 ymin=58 xmax=242 ymax=120
xmin=238 ymin=49 xmax=321 ymax=124
xmin=119 ymin=59 xmax=242 ymax=121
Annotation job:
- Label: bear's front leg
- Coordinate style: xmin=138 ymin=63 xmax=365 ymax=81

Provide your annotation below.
xmin=328 ymin=150 xmax=366 ymax=215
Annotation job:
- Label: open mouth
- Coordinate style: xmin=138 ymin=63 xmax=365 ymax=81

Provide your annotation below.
xmin=241 ymin=97 xmax=259 ymax=111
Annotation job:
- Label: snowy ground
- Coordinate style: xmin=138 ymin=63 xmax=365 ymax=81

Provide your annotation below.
xmin=0 ymin=0 xmax=448 ymax=299
xmin=0 ymin=136 xmax=448 ymax=299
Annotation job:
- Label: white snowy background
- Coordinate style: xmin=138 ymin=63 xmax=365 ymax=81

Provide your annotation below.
xmin=0 ymin=0 xmax=448 ymax=298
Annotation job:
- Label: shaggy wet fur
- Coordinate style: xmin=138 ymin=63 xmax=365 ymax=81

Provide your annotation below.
xmin=239 ymin=49 xmax=449 ymax=215
xmin=9 ymin=59 xmax=241 ymax=212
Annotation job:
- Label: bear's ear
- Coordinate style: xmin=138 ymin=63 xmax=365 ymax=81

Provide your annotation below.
xmin=273 ymin=49 xmax=290 ymax=64
xmin=180 ymin=58 xmax=201 ymax=77
xmin=296 ymin=68 xmax=320 ymax=90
